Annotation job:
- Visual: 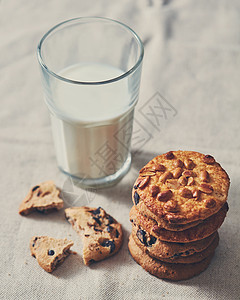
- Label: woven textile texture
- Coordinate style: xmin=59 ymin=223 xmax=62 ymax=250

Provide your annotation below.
xmin=0 ymin=0 xmax=239 ymax=299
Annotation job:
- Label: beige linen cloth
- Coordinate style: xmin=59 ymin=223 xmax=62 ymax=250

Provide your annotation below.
xmin=0 ymin=0 xmax=239 ymax=299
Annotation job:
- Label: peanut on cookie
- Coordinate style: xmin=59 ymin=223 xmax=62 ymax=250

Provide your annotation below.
xmin=133 ymin=151 xmax=230 ymax=224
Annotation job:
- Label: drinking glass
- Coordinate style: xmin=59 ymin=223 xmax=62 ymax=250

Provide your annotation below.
xmin=37 ymin=17 xmax=144 ymax=188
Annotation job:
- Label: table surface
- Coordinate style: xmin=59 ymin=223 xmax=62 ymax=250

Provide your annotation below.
xmin=1 ymin=0 xmax=240 ymax=299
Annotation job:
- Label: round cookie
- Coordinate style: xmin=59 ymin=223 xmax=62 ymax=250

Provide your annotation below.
xmin=128 ymin=235 xmax=214 ymax=281
xmin=130 ymin=203 xmax=228 ymax=242
xmin=133 ymin=199 xmax=203 ymax=231
xmin=133 ymin=150 xmax=230 ymax=224
xmin=131 ymin=224 xmax=218 ymax=258
xmin=131 ymin=228 xmax=219 ymax=263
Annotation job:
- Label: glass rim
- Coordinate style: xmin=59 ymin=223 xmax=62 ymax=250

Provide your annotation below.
xmin=37 ymin=16 xmax=144 ymax=85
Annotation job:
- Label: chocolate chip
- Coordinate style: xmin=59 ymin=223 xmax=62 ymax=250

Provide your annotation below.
xmin=136 ymin=229 xmax=147 ymax=245
xmin=147 ymin=235 xmax=157 ymax=246
xmin=36 ymin=208 xmax=45 ymax=213
xmin=106 ymin=215 xmax=114 ymax=225
xmin=93 ymin=216 xmax=102 ymax=226
xmin=32 ymin=185 xmax=40 ymax=192
xmin=32 ymin=243 xmax=35 ymax=247
xmin=106 ymin=225 xmax=112 ymax=232
xmin=101 ymin=240 xmax=115 ymax=253
xmin=88 ymin=259 xmax=95 ymax=264
xmin=134 ymin=191 xmax=140 ymax=205
xmin=173 ymin=252 xmax=183 ymax=258
xmin=91 ymin=207 xmax=102 ymax=215
xmin=93 ymin=227 xmax=102 ymax=232
xmin=115 ymin=229 xmax=119 ymax=238
xmin=84 ymin=234 xmax=90 ymax=237
xmin=48 ymin=250 xmax=55 ymax=256
xmin=37 ymin=191 xmax=42 ymax=197
xmin=42 ymin=191 xmax=50 ymax=197
xmin=133 ymin=185 xmax=138 ymax=189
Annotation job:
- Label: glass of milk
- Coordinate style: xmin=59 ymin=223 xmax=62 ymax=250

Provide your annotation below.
xmin=37 ymin=17 xmax=144 ymax=188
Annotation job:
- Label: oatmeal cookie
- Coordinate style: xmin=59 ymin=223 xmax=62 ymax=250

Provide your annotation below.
xmin=131 ymin=226 xmax=219 ymax=263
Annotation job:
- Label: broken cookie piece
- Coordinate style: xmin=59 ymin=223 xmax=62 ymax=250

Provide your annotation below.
xmin=30 ymin=236 xmax=74 ymax=272
xmin=19 ymin=181 xmax=64 ymax=215
xmin=65 ymin=206 xmax=123 ymax=265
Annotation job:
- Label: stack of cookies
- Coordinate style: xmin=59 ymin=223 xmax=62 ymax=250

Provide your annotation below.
xmin=128 ymin=150 xmax=230 ymax=281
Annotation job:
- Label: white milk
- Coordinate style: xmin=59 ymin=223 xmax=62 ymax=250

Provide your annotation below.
xmin=49 ymin=63 xmax=135 ymax=185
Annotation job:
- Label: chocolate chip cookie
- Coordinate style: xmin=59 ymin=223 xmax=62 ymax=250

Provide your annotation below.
xmin=131 ymin=226 xmax=219 ymax=263
xmin=130 ymin=203 xmax=228 ymax=243
xmin=19 ymin=181 xmax=64 ymax=215
xmin=30 ymin=236 xmax=73 ymax=272
xmin=133 ymin=151 xmax=230 ymax=224
xmin=65 ymin=206 xmax=123 ymax=265
xmin=128 ymin=235 xmax=214 ymax=281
